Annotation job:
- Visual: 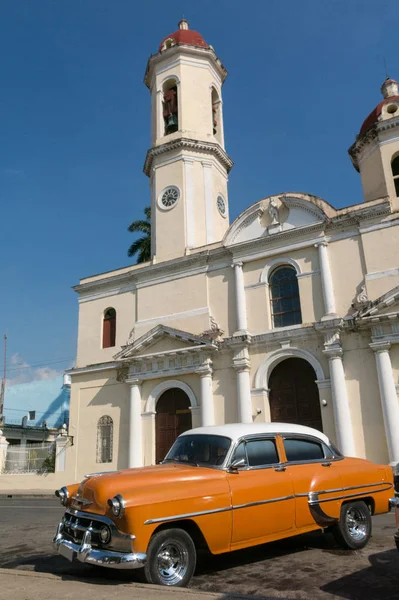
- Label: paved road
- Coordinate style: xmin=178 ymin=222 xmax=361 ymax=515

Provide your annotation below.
xmin=1 ymin=497 xmax=399 ymax=599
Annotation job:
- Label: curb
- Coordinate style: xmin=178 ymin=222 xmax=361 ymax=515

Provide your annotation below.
xmin=0 ymin=568 xmax=271 ymax=600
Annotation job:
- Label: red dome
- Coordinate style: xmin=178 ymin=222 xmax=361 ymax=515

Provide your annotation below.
xmin=159 ymin=24 xmax=208 ymax=53
xmin=360 ymin=96 xmax=399 ymax=135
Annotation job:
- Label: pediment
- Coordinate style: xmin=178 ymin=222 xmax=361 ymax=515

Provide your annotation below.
xmin=355 ymin=285 xmax=399 ymax=319
xmin=224 ymin=193 xmax=331 ymax=246
xmin=114 ymin=325 xmax=215 ymax=361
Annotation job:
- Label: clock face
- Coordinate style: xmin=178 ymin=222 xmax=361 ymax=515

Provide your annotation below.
xmin=159 ymin=186 xmax=180 ymax=210
xmin=217 ymin=194 xmax=226 ymax=217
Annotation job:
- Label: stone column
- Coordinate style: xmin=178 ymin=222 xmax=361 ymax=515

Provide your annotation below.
xmin=55 ymin=434 xmax=69 ymax=472
xmin=315 ymin=242 xmax=337 ymax=319
xmin=198 ymin=365 xmax=215 ymax=426
xmin=233 ymin=346 xmax=252 ymax=423
xmin=0 ymin=430 xmax=9 ymax=473
xmin=323 ymin=347 xmax=356 ymax=456
xmin=128 ymin=379 xmax=143 ymax=468
xmin=232 ymin=262 xmax=248 ymax=334
xmin=370 ymin=341 xmax=399 ymax=464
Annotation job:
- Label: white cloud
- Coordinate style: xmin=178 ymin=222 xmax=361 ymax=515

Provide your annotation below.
xmin=7 ymin=353 xmax=66 ymax=386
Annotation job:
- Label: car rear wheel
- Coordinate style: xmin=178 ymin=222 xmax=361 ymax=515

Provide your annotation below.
xmin=143 ymin=528 xmax=196 ymax=587
xmin=331 ymin=500 xmax=372 ymax=550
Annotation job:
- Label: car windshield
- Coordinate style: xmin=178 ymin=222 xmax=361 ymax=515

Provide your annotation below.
xmin=163 ymin=434 xmax=232 ymax=468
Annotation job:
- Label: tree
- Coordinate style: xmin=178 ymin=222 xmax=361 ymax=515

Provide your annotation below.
xmin=127 ymin=206 xmax=151 ymax=263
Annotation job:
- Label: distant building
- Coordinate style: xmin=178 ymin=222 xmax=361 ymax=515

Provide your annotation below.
xmin=3 ymin=374 xmax=70 ymax=446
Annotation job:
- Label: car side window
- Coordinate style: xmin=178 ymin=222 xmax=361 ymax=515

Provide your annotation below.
xmin=231 ymin=441 xmax=247 ymax=465
xmin=246 ymin=439 xmax=279 ymax=467
xmin=284 ymin=438 xmax=325 ymax=462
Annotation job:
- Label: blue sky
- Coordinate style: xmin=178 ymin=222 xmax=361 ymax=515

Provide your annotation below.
xmin=0 ymin=0 xmax=397 ymax=383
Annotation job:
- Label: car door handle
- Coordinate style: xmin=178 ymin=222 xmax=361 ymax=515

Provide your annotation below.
xmin=322 ymin=462 xmax=332 ymax=467
xmin=274 ymin=465 xmax=286 ymax=472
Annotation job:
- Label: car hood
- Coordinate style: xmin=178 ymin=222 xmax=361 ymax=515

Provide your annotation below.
xmin=70 ymin=463 xmax=227 ymax=514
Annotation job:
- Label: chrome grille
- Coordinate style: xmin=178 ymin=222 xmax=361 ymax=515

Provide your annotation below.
xmin=63 ymin=513 xmax=103 ymax=547
xmin=62 ymin=509 xmax=133 ymax=553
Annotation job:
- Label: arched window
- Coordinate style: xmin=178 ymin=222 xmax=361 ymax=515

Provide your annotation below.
xmin=391 ymin=155 xmax=399 ymax=197
xmin=269 ymin=266 xmax=302 ymax=328
xmin=211 ymin=87 xmax=222 ymax=143
xmin=96 ymin=416 xmax=113 ymax=463
xmin=162 ymin=79 xmax=178 ymax=135
xmin=102 ymin=308 xmax=116 ymax=348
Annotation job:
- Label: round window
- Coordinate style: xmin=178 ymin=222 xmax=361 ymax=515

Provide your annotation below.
xmin=387 ymin=104 xmax=398 ymax=115
xmin=159 ymin=186 xmax=180 ymax=210
xmin=217 ymin=195 xmax=227 ymax=217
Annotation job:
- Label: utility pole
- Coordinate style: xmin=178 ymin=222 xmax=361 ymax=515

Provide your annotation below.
xmin=0 ymin=334 xmax=6 ymax=422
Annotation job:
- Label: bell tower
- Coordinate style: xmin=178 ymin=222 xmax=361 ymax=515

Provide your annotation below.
xmin=349 ymin=77 xmax=399 ymax=210
xmin=144 ymin=20 xmax=233 ymax=262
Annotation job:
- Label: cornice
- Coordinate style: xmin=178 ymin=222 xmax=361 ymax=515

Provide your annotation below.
xmin=143 ymin=137 xmax=233 ymax=176
xmin=348 ymin=117 xmax=399 ymax=170
xmin=66 ymin=361 xmax=121 ymax=376
xmin=144 ymin=44 xmax=228 ymax=89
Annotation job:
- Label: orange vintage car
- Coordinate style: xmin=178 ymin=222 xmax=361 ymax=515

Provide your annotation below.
xmin=53 ymin=423 xmax=396 ymax=587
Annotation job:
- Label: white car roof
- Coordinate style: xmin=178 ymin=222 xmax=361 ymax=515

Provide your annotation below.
xmin=180 ymin=422 xmax=331 ymax=446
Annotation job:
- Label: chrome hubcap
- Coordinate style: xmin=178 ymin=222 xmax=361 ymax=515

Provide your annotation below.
xmin=156 ymin=540 xmax=188 ymax=585
xmin=345 ymin=507 xmax=368 ymax=541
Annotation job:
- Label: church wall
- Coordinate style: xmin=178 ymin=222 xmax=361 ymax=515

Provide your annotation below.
xmin=207 ymin=266 xmax=236 ymax=336
xmin=361 ymin=224 xmax=399 ymax=299
xmin=246 ymin=286 xmax=269 ymax=333
xmin=211 ymin=164 xmax=229 ymax=242
xmin=341 ymin=331 xmax=389 ymax=464
xmin=179 ymin=61 xmax=217 ymax=142
xmin=328 ymin=236 xmax=364 ymax=316
xmin=66 ymin=371 xmax=130 ymax=482
xmin=137 ymin=273 xmax=208 ymax=323
xmin=212 ymin=352 xmax=239 ymax=424
xmin=192 ymin=159 xmax=207 ymax=247
xmin=358 ymin=145 xmax=387 ymax=203
xmin=152 ymin=158 xmax=186 ymax=261
xmin=76 ymin=291 xmax=136 ymax=368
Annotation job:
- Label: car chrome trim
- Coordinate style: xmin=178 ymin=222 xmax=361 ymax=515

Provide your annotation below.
xmin=60 ymin=509 xmax=134 ymax=552
xmin=144 ymin=495 xmax=296 ymax=525
xmin=71 ymin=496 xmax=93 ymax=506
xmin=144 ymin=506 xmax=231 ymax=525
xmin=309 ymin=485 xmax=392 ymax=504
xmin=233 ymin=495 xmax=294 ymax=510
xmin=389 ymin=497 xmax=399 ymax=508
xmin=53 ymin=524 xmax=146 ymax=570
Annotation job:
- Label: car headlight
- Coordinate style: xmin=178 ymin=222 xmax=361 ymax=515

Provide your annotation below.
xmin=99 ymin=525 xmax=111 ymax=544
xmin=55 ymin=486 xmax=69 ymax=506
xmin=107 ymin=494 xmax=125 ymax=518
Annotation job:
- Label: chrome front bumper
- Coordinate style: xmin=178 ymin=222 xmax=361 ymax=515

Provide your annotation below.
xmin=53 ymin=522 xmax=146 ymax=570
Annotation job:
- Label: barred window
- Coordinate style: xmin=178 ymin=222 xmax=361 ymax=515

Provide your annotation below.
xmin=96 ymin=416 xmax=113 ymax=463
xmin=269 ymin=266 xmax=302 ymax=328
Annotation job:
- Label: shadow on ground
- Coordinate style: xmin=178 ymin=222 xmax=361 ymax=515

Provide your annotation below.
xmin=320 ymin=548 xmax=399 ymax=600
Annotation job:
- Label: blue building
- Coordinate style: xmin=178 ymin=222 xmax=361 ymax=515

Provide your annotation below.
xmin=2 ymin=375 xmax=70 ymax=445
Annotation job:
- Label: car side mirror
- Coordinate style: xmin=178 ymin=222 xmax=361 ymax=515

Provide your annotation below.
xmin=228 ymin=458 xmax=247 ymax=473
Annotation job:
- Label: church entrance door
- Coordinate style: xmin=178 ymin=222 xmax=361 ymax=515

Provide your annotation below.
xmin=269 ymin=357 xmax=323 ymax=432
xmin=155 ymin=388 xmax=192 ymax=464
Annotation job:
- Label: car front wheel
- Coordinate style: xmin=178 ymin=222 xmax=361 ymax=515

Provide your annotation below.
xmin=143 ymin=528 xmax=196 ymax=587
xmin=332 ymin=500 xmax=372 ymax=550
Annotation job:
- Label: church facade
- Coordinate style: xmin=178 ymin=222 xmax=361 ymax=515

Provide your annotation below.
xmin=65 ymin=20 xmax=399 ymax=482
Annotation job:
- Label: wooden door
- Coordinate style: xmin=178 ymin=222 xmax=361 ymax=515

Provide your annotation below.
xmin=155 ymin=389 xmax=192 ymax=463
xmin=269 ymin=358 xmax=323 ymax=431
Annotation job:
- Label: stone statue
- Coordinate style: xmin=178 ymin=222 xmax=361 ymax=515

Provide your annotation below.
xmin=268 ymin=198 xmax=279 ymax=225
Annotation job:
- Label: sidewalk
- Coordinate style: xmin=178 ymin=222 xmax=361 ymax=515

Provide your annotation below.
xmin=0 ymin=568 xmax=277 ymax=600
xmin=0 ymin=489 xmax=55 ymax=498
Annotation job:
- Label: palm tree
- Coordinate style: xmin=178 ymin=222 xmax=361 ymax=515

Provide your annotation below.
xmin=127 ymin=206 xmax=151 ymax=263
